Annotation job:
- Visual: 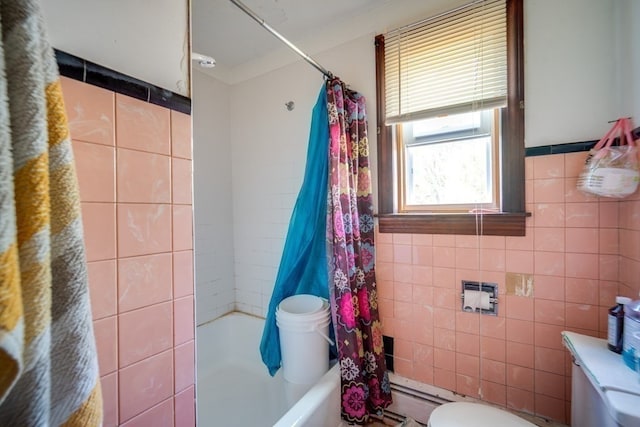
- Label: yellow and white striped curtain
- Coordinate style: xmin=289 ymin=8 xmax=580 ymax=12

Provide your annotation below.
xmin=0 ymin=0 xmax=103 ymax=425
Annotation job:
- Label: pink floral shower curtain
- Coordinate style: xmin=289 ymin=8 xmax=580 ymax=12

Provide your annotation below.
xmin=326 ymin=78 xmax=392 ymax=424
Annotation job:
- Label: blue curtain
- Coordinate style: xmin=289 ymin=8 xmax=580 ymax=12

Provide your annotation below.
xmin=260 ymin=86 xmax=331 ymax=375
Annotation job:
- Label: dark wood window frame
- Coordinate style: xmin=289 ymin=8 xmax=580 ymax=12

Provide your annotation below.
xmin=375 ymin=0 xmax=527 ymax=236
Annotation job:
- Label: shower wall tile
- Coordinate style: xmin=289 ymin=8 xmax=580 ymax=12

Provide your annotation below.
xmin=82 ymin=202 xmax=116 ymax=261
xmin=117 ymin=204 xmax=172 ymax=257
xmin=174 ymin=386 xmax=196 ymax=427
xmin=87 ymin=260 xmax=117 ymax=320
xmin=171 ymin=110 xmax=192 ymax=159
xmin=73 ymin=141 xmax=115 ymax=202
xmin=118 ymin=302 xmax=173 ymax=367
xmin=63 ymin=78 xmax=194 ymax=427
xmin=174 ymin=296 xmax=195 ymax=345
xmin=117 ymin=149 xmax=171 ymax=203
xmin=116 ymin=94 xmax=171 ymax=155
xmin=173 ymin=205 xmax=193 ymax=251
xmin=61 ymin=77 xmax=115 ymax=146
xmin=121 ymin=399 xmax=173 ymax=427
xmin=118 ymin=253 xmax=173 ymax=312
xmin=118 ymin=350 xmax=173 ymax=423
xmin=172 ymin=158 xmax=193 ymax=204
xmin=100 ymin=372 xmax=118 ymax=427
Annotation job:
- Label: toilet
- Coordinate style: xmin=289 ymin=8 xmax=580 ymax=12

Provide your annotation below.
xmin=428 ymin=402 xmax=535 ymax=427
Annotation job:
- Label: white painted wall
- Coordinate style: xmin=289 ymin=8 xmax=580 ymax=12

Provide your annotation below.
xmin=41 ymin=0 xmax=190 ymax=96
xmin=192 ymin=71 xmax=235 ymax=324
xmin=229 ymin=35 xmax=377 ymax=315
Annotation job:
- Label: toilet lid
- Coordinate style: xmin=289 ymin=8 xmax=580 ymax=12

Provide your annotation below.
xmin=429 ymin=402 xmax=536 ymax=427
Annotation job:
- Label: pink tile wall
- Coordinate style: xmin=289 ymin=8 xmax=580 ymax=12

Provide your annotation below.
xmin=61 ymin=77 xmax=195 ymax=427
xmin=376 ymin=151 xmax=640 ymax=424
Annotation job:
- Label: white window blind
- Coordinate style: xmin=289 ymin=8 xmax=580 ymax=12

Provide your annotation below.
xmin=384 ymin=0 xmax=507 ymax=124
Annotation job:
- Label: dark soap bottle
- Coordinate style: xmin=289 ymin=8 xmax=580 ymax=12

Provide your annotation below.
xmin=608 ymin=296 xmax=631 ymax=353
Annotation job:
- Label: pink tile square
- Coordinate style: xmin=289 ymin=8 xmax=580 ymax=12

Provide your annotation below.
xmin=118 ymin=253 xmax=173 ymax=312
xmin=175 ymin=340 xmax=195 ymax=393
xmin=620 ymin=229 xmax=640 ymax=260
xmin=118 ymin=204 xmax=172 ymax=257
xmin=534 ymin=394 xmax=566 ymax=423
xmin=535 ymin=347 xmax=565 ymax=375
xmin=534 ymin=155 xmax=565 ymax=179
xmin=119 ymin=350 xmax=173 ymax=423
xmin=456 ymin=353 xmax=479 ymax=377
xmin=525 ymin=157 xmax=534 ymax=180
xmin=480 ymin=316 xmax=506 ymax=339
xmin=434 ymin=327 xmax=456 ymax=350
xmin=434 ymin=368 xmax=456 ymax=392
xmin=173 ymin=205 xmax=193 ymax=251
xmin=479 ymin=235 xmax=506 ymax=249
xmin=393 ymin=244 xmax=412 ymax=264
xmin=175 ymin=296 xmax=195 ymax=345
xmin=117 ymin=149 xmax=171 ymax=203
xmin=534 ymin=299 xmax=565 ymax=325
xmin=412 ymin=310 xmax=435 ymax=346
xmin=506 ymin=365 xmax=533 ymax=391
xmin=395 ymin=282 xmax=413 ymax=302
xmin=175 ymin=385 xmax=196 ymax=427
xmin=394 ymin=358 xmax=413 ymax=378
xmin=481 ymin=337 xmax=506 ymax=362
xmin=376 ymin=243 xmax=393 ymax=262
xmin=100 ymin=373 xmax=118 ymax=427
xmin=479 ymin=248 xmax=506 ymax=272
xmin=505 ymin=250 xmax=534 ymax=274
xmin=376 ymin=230 xmax=392 ymax=244
xmin=534 ymin=323 xmax=565 ymax=350
xmin=506 ymin=387 xmax=534 ymax=413
xmin=506 ymin=233 xmax=534 ymax=251
xmin=505 ymin=295 xmax=534 ymax=321
xmin=433 ymin=235 xmax=455 ymax=247
xmin=412 ymin=234 xmax=433 ymax=246
xmin=413 ymin=342 xmax=434 ymax=367
xmin=481 ymin=359 xmax=506 ymax=385
xmin=432 ymin=267 xmax=455 ymax=288
xmin=533 ymin=178 xmax=565 ymax=203
xmin=171 ymin=110 xmax=192 ymax=159
xmin=61 ymin=77 xmax=115 ymax=146
xmin=533 ymin=203 xmax=565 ymax=227
xmin=456 ymin=247 xmax=479 ymax=270
xmin=394 ymin=338 xmax=413 ymax=361
xmin=534 ymin=251 xmax=565 ymax=276
xmin=565 ymin=202 xmax=599 ymax=228
xmin=119 ymin=302 xmax=173 ymax=367
xmin=455 ymin=332 xmax=479 ymax=356
xmin=393 ymin=233 xmax=412 ymax=245
xmin=433 ymin=247 xmax=455 ymax=268
xmin=413 ymin=360 xmax=434 ymax=384
xmin=505 ymin=319 xmax=534 ymax=344
xmin=599 ymin=228 xmax=619 ymax=254
xmin=599 ymin=202 xmax=619 ymax=228
xmin=599 ymin=255 xmax=619 ymax=281
xmin=377 ymin=281 xmax=394 ymax=301
xmin=456 ymin=311 xmax=480 ymax=334
xmin=87 ymin=260 xmax=117 ymax=320
xmin=482 ymin=380 xmax=506 ymax=406
xmin=433 ymin=287 xmax=456 ymax=309
xmin=565 ymin=278 xmax=598 ymax=304
xmin=535 ymin=369 xmax=565 ymax=399
xmin=526 ymin=179 xmax=534 ymax=204
xmin=565 ymin=303 xmax=598 ymax=331
xmin=506 ymin=342 xmax=534 ymax=368
xmin=376 ymin=262 xmax=393 ymax=281
xmin=434 ymin=348 xmax=456 ymax=370
xmin=172 ymin=158 xmax=193 ymax=205
xmin=565 ymin=228 xmax=599 ymax=254
xmin=94 ymin=316 xmax=117 ymax=376
xmin=121 ymin=399 xmax=173 ymax=427
xmin=73 ymin=141 xmax=115 ymax=202
xmin=456 ymin=373 xmax=480 ymax=398
xmin=433 ymin=308 xmax=455 ymax=330
xmin=411 ymin=265 xmax=433 ymax=286
xmin=412 ymin=285 xmax=433 ymax=307
xmin=394 ymin=300 xmax=413 ymax=321
xmin=116 ymin=94 xmax=170 ymax=155
xmin=533 ymin=275 xmax=565 ymax=301
xmin=599 ymin=280 xmax=619 ymax=306
xmin=565 ymin=252 xmax=599 ymax=279
xmin=534 ymin=227 xmax=565 ymax=252
xmin=564 ymin=151 xmax=589 ymax=178
xmin=174 ymin=250 xmax=194 ymax=298
xmin=455 ymin=235 xmax=479 ymax=248
xmin=565 ymin=176 xmax=598 ymax=203
xmin=82 ymin=202 xmax=116 ymax=261
xmin=393 ymin=264 xmax=412 ymax=284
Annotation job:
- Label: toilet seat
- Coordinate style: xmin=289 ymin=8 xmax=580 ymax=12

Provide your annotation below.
xmin=428 ymin=402 xmax=536 ymax=427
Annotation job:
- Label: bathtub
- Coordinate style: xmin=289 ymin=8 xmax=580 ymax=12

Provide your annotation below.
xmin=197 ymin=312 xmax=342 ymax=427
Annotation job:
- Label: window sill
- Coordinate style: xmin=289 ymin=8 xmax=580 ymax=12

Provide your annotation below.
xmin=377 ymin=212 xmax=530 ymax=236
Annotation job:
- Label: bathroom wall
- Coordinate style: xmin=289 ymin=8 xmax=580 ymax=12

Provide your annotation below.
xmin=61 ymin=77 xmax=195 ymax=426
xmin=375 ymin=152 xmax=640 ymax=424
xmin=192 ymin=70 xmax=235 ymax=325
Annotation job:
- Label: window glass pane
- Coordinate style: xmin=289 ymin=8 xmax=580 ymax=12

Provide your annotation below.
xmin=405 ymin=136 xmax=493 ymax=206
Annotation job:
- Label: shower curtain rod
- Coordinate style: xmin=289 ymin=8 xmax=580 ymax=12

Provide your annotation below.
xmin=228 ymin=0 xmax=334 ymax=79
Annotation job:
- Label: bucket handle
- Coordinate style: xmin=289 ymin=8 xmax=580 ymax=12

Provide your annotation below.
xmin=313 ymin=325 xmax=335 ymax=346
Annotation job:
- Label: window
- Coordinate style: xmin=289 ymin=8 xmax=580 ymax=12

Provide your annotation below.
xmin=375 ymin=0 xmax=526 ymax=236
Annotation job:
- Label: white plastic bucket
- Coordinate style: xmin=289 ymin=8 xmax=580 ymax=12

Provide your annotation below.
xmin=276 ymin=294 xmax=332 ymax=384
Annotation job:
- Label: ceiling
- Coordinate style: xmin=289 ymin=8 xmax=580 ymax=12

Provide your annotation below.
xmin=191 ymin=0 xmax=464 ymax=84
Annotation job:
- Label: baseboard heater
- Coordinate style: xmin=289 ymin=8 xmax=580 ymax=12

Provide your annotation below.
xmin=379 ymin=377 xmax=456 ymax=425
